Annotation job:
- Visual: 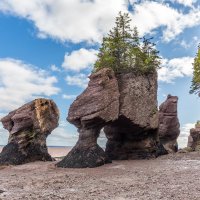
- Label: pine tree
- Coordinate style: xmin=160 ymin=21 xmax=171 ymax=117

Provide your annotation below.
xmin=190 ymin=44 xmax=200 ymax=95
xmin=94 ymin=12 xmax=160 ymax=74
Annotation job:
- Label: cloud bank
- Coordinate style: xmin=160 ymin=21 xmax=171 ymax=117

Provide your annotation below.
xmin=0 ymin=58 xmax=60 ymax=111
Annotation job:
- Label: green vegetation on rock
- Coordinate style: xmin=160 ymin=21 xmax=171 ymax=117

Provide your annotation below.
xmin=94 ymin=12 xmax=161 ymax=74
xmin=190 ymin=44 xmax=200 ymax=95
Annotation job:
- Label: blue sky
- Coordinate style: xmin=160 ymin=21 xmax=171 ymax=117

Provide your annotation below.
xmin=0 ymin=0 xmax=200 ymax=147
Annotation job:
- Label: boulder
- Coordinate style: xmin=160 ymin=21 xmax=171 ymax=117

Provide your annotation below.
xmin=0 ymin=98 xmax=59 ymax=165
xmin=57 ymin=68 xmax=160 ymax=168
xmin=187 ymin=122 xmax=200 ymax=151
xmin=158 ymin=95 xmax=180 ymax=153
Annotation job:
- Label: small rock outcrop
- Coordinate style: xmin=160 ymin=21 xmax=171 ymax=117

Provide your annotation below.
xmin=187 ymin=122 xmax=200 ymax=151
xmin=57 ymin=68 xmax=160 ymax=168
xmin=0 ymin=98 xmax=59 ymax=165
xmin=158 ymin=95 xmax=180 ymax=153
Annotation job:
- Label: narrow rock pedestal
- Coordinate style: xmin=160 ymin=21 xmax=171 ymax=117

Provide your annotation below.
xmin=158 ymin=95 xmax=180 ymax=153
xmin=187 ymin=122 xmax=200 ymax=151
xmin=0 ymin=98 xmax=59 ymax=165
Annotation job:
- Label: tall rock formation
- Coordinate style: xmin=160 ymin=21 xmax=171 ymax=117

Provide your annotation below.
xmin=57 ymin=68 xmax=160 ymax=168
xmin=187 ymin=122 xmax=200 ymax=151
xmin=104 ymin=72 xmax=159 ymax=160
xmin=0 ymin=98 xmax=59 ymax=165
xmin=57 ymin=68 xmax=119 ymax=168
xmin=158 ymin=95 xmax=180 ymax=153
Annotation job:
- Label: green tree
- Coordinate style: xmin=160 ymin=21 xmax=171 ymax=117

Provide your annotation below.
xmin=190 ymin=44 xmax=200 ymax=95
xmin=94 ymin=12 xmax=160 ymax=74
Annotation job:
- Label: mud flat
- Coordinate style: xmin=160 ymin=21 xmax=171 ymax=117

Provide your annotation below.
xmin=0 ymin=152 xmax=200 ymax=200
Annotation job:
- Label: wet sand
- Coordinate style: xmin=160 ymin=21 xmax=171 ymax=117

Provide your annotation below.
xmin=0 ymin=152 xmax=200 ymax=199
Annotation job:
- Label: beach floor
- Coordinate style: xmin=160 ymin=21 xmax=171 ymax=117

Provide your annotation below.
xmin=0 ymin=151 xmax=200 ymax=199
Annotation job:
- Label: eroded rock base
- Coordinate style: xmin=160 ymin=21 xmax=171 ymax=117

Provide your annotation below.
xmin=0 ymin=142 xmax=53 ymax=165
xmin=57 ymin=145 xmax=111 ymax=168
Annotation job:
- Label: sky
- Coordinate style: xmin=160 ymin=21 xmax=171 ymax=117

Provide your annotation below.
xmin=0 ymin=0 xmax=200 ymax=148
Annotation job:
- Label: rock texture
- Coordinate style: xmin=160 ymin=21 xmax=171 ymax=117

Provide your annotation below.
xmin=0 ymin=98 xmax=59 ymax=165
xmin=57 ymin=68 xmax=119 ymax=168
xmin=57 ymin=68 xmax=160 ymax=168
xmin=187 ymin=122 xmax=200 ymax=151
xmin=158 ymin=95 xmax=180 ymax=153
xmin=104 ymin=72 xmax=159 ymax=160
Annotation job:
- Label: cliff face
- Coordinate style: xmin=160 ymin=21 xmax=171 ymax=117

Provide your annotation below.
xmin=57 ymin=68 xmax=160 ymax=168
xmin=158 ymin=95 xmax=180 ymax=153
xmin=0 ymin=98 xmax=59 ymax=165
xmin=187 ymin=123 xmax=200 ymax=151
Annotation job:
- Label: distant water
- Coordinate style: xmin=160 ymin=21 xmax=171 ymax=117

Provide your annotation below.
xmin=0 ymin=146 xmax=72 ymax=158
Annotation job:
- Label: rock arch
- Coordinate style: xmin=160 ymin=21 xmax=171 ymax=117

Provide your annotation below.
xmin=57 ymin=68 xmax=161 ymax=168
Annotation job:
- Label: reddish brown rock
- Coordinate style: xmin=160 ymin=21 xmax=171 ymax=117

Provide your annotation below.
xmin=0 ymin=98 xmax=59 ymax=165
xmin=57 ymin=68 xmax=119 ymax=168
xmin=187 ymin=122 xmax=200 ymax=151
xmin=104 ymin=72 xmax=159 ymax=160
xmin=158 ymin=95 xmax=180 ymax=153
xmin=57 ymin=68 xmax=161 ymax=168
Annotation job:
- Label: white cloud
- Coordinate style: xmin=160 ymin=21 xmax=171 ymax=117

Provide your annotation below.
xmin=178 ymin=123 xmax=195 ymax=148
xmin=130 ymin=1 xmax=200 ymax=41
xmin=0 ymin=58 xmax=60 ymax=111
xmin=65 ymin=74 xmax=89 ymax=89
xmin=47 ymin=122 xmax=78 ymax=146
xmin=62 ymin=94 xmax=77 ymax=100
xmin=0 ymin=1 xmax=199 ymax=44
xmin=51 ymin=64 xmax=61 ymax=72
xmin=0 ymin=0 xmax=127 ymax=44
xmin=158 ymin=57 xmax=194 ymax=83
xmin=62 ymin=48 xmax=98 ymax=71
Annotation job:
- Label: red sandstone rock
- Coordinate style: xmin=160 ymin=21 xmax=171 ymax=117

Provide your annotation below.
xmin=158 ymin=95 xmax=180 ymax=153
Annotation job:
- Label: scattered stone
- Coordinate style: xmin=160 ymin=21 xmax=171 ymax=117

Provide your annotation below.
xmin=158 ymin=95 xmax=180 ymax=153
xmin=0 ymin=98 xmax=59 ymax=165
xmin=0 ymin=189 xmax=5 ymax=193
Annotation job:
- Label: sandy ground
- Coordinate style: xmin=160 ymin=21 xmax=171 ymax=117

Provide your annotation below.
xmin=1 ymin=151 xmax=200 ymax=200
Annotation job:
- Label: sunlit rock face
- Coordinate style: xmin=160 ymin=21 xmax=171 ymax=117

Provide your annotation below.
xmin=57 ymin=68 xmax=160 ymax=168
xmin=158 ymin=95 xmax=180 ymax=153
xmin=0 ymin=98 xmax=59 ymax=165
xmin=187 ymin=123 xmax=200 ymax=151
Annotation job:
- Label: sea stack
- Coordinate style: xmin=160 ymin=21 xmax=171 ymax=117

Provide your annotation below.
xmin=0 ymin=98 xmax=59 ymax=165
xmin=57 ymin=68 xmax=160 ymax=168
xmin=187 ymin=122 xmax=200 ymax=151
xmin=158 ymin=95 xmax=180 ymax=153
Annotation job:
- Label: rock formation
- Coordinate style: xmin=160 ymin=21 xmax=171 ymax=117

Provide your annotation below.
xmin=57 ymin=68 xmax=160 ymax=168
xmin=187 ymin=122 xmax=200 ymax=151
xmin=104 ymin=72 xmax=159 ymax=160
xmin=0 ymin=98 xmax=59 ymax=165
xmin=158 ymin=95 xmax=180 ymax=153
xmin=57 ymin=68 xmax=119 ymax=168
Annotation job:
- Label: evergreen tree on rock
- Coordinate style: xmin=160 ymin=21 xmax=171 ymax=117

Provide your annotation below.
xmin=190 ymin=44 xmax=200 ymax=96
xmin=94 ymin=12 xmax=161 ymax=74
